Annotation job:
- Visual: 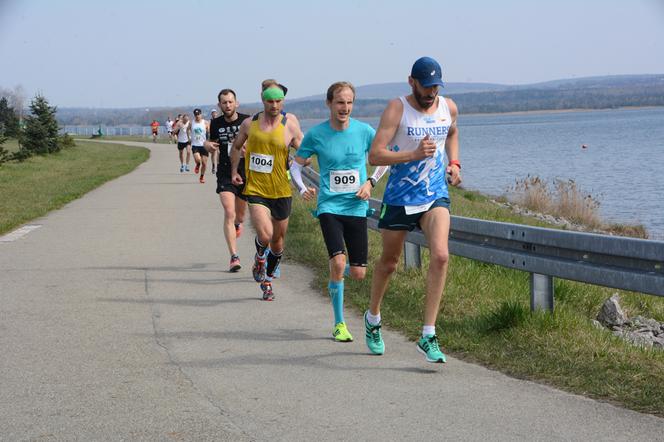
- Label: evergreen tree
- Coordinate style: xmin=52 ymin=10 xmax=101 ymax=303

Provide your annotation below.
xmin=0 ymin=128 xmax=9 ymax=164
xmin=0 ymin=97 xmax=20 ymax=137
xmin=20 ymin=94 xmax=60 ymax=156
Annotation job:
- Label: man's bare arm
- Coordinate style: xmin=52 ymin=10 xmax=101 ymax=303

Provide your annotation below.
xmin=444 ymin=98 xmax=461 ymax=186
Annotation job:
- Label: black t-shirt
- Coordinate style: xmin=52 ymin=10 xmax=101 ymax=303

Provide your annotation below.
xmin=209 ymin=112 xmax=250 ymax=179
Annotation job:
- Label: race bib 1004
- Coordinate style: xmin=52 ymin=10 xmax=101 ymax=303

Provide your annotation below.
xmin=329 ymin=169 xmax=360 ymax=193
xmin=249 ymin=153 xmax=274 ymax=173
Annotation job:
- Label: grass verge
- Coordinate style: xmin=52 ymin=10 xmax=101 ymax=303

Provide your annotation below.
xmin=0 ymin=140 xmax=149 ymax=235
xmin=285 ymin=185 xmax=664 ymax=417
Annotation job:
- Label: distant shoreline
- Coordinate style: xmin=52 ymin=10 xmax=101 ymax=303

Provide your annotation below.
xmin=461 ymin=105 xmax=663 ymax=117
xmin=294 ymin=105 xmax=663 ymax=122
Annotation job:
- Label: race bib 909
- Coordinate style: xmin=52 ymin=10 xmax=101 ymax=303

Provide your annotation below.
xmin=329 ymin=169 xmax=360 ymax=193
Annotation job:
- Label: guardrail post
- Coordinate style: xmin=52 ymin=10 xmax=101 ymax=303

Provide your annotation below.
xmin=530 ymin=273 xmax=554 ymax=312
xmin=403 ymin=241 xmax=422 ymax=268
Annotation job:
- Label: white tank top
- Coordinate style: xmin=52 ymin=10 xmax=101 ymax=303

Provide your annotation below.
xmin=383 ymin=96 xmax=452 ymax=206
xmin=191 ymin=119 xmax=207 ymax=146
xmin=177 ymin=121 xmax=190 ymax=143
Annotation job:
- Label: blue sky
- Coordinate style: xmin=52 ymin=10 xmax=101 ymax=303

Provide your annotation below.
xmin=1 ymin=0 xmax=663 ymax=108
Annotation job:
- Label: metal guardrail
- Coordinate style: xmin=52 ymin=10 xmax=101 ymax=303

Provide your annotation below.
xmin=299 ymin=165 xmax=664 ymax=312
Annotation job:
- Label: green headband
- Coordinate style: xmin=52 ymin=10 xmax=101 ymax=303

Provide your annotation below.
xmin=262 ymin=87 xmax=285 ymax=101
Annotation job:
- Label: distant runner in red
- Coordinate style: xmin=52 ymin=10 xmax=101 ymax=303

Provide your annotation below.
xmin=150 ymin=120 xmax=160 ymax=142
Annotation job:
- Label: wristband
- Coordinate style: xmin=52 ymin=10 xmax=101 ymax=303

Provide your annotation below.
xmin=368 ymin=177 xmax=376 ymax=188
xmin=448 ymin=160 xmax=461 ymax=169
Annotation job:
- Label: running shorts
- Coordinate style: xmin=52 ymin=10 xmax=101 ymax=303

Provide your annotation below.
xmin=246 ymin=195 xmax=292 ymax=221
xmin=318 ymin=213 xmax=368 ymax=267
xmin=378 ymin=197 xmax=451 ymax=231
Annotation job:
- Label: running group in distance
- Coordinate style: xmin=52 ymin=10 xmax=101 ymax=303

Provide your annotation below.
xmin=162 ymin=57 xmax=462 ymax=364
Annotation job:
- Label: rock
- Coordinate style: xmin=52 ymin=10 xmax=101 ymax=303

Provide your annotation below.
xmin=597 ymin=294 xmax=629 ymax=327
xmin=622 ymin=331 xmax=654 ymax=348
xmin=591 ymin=319 xmax=604 ymax=330
xmin=653 ymin=336 xmax=664 ymax=349
xmin=632 ymin=315 xmax=662 ymax=334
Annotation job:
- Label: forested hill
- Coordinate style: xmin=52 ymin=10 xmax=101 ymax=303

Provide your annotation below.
xmin=56 ymin=74 xmax=664 ymax=125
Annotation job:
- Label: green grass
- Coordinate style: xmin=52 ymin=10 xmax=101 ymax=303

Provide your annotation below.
xmin=285 ymin=185 xmax=664 ymax=416
xmin=0 ymin=140 xmax=149 ymax=235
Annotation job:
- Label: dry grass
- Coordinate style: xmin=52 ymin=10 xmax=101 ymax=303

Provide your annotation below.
xmin=553 ymin=179 xmax=602 ymax=228
xmin=511 ymin=176 xmax=552 ymax=214
xmin=508 ymin=176 xmax=629 ymax=234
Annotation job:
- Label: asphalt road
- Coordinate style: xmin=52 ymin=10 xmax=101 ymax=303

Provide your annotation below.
xmin=1 ymin=141 xmax=663 ymax=441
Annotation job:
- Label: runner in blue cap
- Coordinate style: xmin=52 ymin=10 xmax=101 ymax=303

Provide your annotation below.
xmin=364 ymin=56 xmax=462 ymax=363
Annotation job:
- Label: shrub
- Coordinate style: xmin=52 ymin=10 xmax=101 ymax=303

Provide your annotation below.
xmin=19 ymin=94 xmax=59 ymax=157
xmin=58 ymin=133 xmax=76 ymax=149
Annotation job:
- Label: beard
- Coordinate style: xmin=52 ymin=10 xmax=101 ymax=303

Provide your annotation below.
xmin=412 ymin=86 xmax=437 ymax=110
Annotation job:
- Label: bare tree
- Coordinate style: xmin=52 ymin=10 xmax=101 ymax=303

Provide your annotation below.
xmin=0 ymin=84 xmax=27 ymax=120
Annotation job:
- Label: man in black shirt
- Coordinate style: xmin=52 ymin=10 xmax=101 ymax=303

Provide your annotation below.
xmin=205 ymin=89 xmax=250 ymax=272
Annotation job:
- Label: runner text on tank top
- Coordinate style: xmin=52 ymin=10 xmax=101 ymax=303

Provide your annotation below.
xmin=383 ymin=96 xmax=451 ymax=206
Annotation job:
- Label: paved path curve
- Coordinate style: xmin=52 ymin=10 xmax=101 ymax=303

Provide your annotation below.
xmin=1 ymin=141 xmax=663 ymax=441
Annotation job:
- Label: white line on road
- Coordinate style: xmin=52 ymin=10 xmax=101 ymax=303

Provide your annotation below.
xmin=0 ymin=224 xmax=42 ymax=242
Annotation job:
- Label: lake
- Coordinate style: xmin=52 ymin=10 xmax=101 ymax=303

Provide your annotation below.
xmin=302 ymin=107 xmax=664 ymax=239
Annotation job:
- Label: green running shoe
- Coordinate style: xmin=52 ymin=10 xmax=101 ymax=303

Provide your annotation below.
xmin=417 ymin=334 xmax=446 ymax=363
xmin=333 ymin=322 xmax=353 ymax=342
xmin=364 ymin=311 xmax=384 ymax=355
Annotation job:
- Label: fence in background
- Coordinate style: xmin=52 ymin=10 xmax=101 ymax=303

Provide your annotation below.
xmin=60 ymin=126 xmax=167 ymax=137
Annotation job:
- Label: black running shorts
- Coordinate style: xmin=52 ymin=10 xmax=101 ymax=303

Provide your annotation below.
xmin=318 ymin=213 xmax=368 ymax=267
xmin=177 ymin=142 xmax=189 ymax=151
xmin=191 ymin=146 xmax=208 ymax=156
xmin=216 ymin=175 xmax=247 ymax=200
xmin=246 ymin=195 xmax=292 ymax=221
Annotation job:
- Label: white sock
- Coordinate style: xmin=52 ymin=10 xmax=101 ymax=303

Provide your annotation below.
xmin=366 ymin=311 xmax=381 ymax=325
xmin=423 ymin=325 xmax=436 ymax=337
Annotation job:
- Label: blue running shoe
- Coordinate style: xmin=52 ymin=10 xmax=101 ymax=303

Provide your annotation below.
xmin=364 ymin=311 xmax=384 ymax=355
xmin=417 ymin=334 xmax=446 ymax=363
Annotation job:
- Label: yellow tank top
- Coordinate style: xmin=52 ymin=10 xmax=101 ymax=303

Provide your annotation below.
xmin=243 ymin=114 xmax=292 ymax=198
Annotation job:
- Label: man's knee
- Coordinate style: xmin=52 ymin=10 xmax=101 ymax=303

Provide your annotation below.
xmin=379 ymin=254 xmax=400 ymax=275
xmin=330 ymin=254 xmax=346 ymax=272
xmin=429 ymin=249 xmax=450 ymax=269
xmin=349 ymin=266 xmax=367 ymax=280
xmin=223 ymin=209 xmax=236 ymax=222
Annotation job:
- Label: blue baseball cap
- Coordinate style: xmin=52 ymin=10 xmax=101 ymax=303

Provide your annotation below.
xmin=411 ymin=57 xmax=445 ymax=88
